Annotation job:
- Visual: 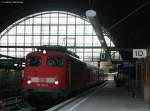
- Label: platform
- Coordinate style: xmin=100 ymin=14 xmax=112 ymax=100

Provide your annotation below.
xmin=47 ymin=81 xmax=149 ymax=111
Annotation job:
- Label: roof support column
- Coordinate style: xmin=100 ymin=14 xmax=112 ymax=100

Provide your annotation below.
xmin=86 ymin=9 xmax=111 ymax=61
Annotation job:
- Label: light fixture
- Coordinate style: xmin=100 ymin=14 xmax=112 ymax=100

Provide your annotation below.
xmin=14 ymin=64 xmax=18 ymax=67
xmin=43 ymin=50 xmax=46 ymax=54
xmin=22 ymin=64 xmax=25 ymax=67
xmin=27 ymin=80 xmax=31 ymax=84
xmin=86 ymin=9 xmax=96 ymax=17
xmin=54 ymin=80 xmax=59 ymax=85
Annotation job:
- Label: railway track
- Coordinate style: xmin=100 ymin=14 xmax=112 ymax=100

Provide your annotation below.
xmin=0 ymin=85 xmax=21 ymax=99
xmin=0 ymin=96 xmax=35 ymax=111
xmin=0 ymin=82 xmax=106 ymax=111
xmin=46 ymin=81 xmax=107 ymax=111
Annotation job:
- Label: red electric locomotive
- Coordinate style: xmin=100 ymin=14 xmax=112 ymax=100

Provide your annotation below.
xmin=22 ymin=46 xmax=101 ymax=99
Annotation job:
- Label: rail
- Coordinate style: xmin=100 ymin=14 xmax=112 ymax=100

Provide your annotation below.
xmin=46 ymin=81 xmax=107 ymax=111
xmin=0 ymin=96 xmax=34 ymax=111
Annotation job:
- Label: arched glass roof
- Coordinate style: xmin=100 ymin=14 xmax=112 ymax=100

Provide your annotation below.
xmin=0 ymin=11 xmax=120 ymax=63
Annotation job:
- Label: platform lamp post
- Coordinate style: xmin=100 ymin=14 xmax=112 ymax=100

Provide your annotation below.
xmin=85 ymin=9 xmax=111 ymax=61
xmin=85 ymin=9 xmax=96 ymax=18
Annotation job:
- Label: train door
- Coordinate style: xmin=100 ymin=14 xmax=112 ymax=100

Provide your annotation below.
xmin=67 ymin=56 xmax=80 ymax=91
xmin=68 ymin=61 xmax=72 ymax=89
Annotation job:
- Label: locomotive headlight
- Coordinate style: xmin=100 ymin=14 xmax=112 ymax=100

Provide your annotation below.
xmin=54 ymin=80 xmax=59 ymax=85
xmin=27 ymin=79 xmax=32 ymax=84
xmin=43 ymin=50 xmax=46 ymax=54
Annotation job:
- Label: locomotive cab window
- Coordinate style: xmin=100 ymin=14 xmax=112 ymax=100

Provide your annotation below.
xmin=47 ymin=57 xmax=64 ymax=67
xmin=26 ymin=56 xmax=41 ymax=66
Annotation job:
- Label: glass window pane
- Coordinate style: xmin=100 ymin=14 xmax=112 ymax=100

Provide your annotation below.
xmin=17 ymin=36 xmax=24 ymax=46
xmin=85 ymin=36 xmax=92 ymax=46
xmin=42 ymin=17 xmax=49 ymax=24
xmin=25 ymin=36 xmax=32 ymax=45
xmin=104 ymin=36 xmax=110 ymax=46
xmin=0 ymin=11 xmax=116 ymax=62
xmin=16 ymin=48 xmax=24 ymax=57
xmin=47 ymin=57 xmax=64 ymax=67
xmin=42 ymin=36 xmax=49 ymax=45
xmin=50 ymin=26 xmax=58 ymax=35
xmin=59 ymin=26 xmax=66 ymax=35
xmin=33 ymin=26 xmax=40 ymax=35
xmin=42 ymin=26 xmax=49 ymax=35
xmin=59 ymin=13 xmax=66 ymax=17
xmin=8 ymin=36 xmax=15 ymax=45
xmin=67 ymin=26 xmax=75 ymax=35
xmin=8 ymin=48 xmax=15 ymax=57
xmin=25 ymin=18 xmax=33 ymax=24
xmin=17 ymin=26 xmax=24 ymax=34
xmin=76 ymin=25 xmax=84 ymax=35
xmin=25 ymin=26 xmax=32 ymax=34
xmin=93 ymin=36 xmax=101 ymax=46
xmin=33 ymin=36 xmax=40 ymax=46
xmin=59 ymin=36 xmax=66 ymax=46
xmin=42 ymin=13 xmax=49 ymax=17
xmin=59 ymin=17 xmax=67 ymax=24
xmin=8 ymin=27 xmax=16 ymax=35
xmin=27 ymin=56 xmax=41 ymax=66
xmin=34 ymin=17 xmax=41 ymax=24
xmin=68 ymin=17 xmax=75 ymax=24
xmin=85 ymin=25 xmax=93 ymax=35
xmin=76 ymin=18 xmax=84 ymax=24
xmin=50 ymin=36 xmax=57 ymax=45
xmin=67 ymin=36 xmax=75 ymax=46
xmin=76 ymin=36 xmax=84 ymax=46
xmin=51 ymin=13 xmax=58 ymax=18
xmin=1 ymin=36 xmax=7 ymax=45
xmin=51 ymin=17 xmax=58 ymax=24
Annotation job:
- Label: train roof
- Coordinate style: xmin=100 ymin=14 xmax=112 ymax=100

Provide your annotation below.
xmin=36 ymin=45 xmax=79 ymax=58
xmin=86 ymin=63 xmax=99 ymax=69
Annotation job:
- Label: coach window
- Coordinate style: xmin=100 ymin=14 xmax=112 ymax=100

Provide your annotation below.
xmin=47 ymin=57 xmax=64 ymax=67
xmin=26 ymin=56 xmax=41 ymax=66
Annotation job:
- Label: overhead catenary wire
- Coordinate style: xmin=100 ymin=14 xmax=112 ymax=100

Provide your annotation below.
xmin=108 ymin=0 xmax=150 ymax=31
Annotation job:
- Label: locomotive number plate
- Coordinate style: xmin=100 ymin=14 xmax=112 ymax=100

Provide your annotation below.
xmin=46 ymin=78 xmax=55 ymax=83
xmin=39 ymin=78 xmax=47 ymax=82
xmin=30 ymin=77 xmax=55 ymax=83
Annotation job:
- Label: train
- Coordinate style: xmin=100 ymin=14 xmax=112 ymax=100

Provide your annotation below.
xmin=0 ymin=59 xmax=23 ymax=93
xmin=22 ymin=46 xmax=102 ymax=100
xmin=114 ymin=62 xmax=136 ymax=87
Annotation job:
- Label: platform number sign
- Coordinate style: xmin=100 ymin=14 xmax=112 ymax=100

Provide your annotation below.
xmin=133 ymin=49 xmax=147 ymax=58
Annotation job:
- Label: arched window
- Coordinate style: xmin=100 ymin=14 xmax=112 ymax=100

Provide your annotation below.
xmin=0 ymin=11 xmax=118 ymax=63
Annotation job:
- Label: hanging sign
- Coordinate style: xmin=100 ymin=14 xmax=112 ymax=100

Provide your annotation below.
xmin=133 ymin=49 xmax=147 ymax=58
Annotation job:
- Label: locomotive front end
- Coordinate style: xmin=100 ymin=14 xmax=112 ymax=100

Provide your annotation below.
xmin=22 ymin=51 xmax=68 ymax=99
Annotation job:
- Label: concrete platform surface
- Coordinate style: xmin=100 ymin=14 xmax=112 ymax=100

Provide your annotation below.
xmin=49 ymin=81 xmax=150 ymax=111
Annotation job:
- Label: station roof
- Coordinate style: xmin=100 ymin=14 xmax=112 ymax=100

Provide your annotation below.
xmin=0 ymin=0 xmax=149 ymax=59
